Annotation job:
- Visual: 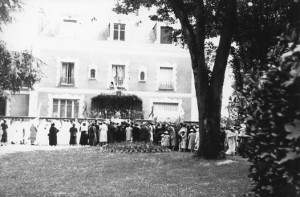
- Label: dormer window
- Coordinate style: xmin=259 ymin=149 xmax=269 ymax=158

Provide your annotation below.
xmin=160 ymin=26 xmax=173 ymax=44
xmin=153 ymin=23 xmax=173 ymax=44
xmin=113 ymin=23 xmax=125 ymax=41
xmin=60 ymin=17 xmax=78 ymax=38
xmin=63 ymin=19 xmax=77 ymax=23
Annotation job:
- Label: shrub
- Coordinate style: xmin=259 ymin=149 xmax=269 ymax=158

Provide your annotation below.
xmin=244 ymin=24 xmax=300 ymax=197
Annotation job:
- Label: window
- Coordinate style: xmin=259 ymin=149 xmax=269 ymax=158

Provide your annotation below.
xmin=112 ymin=64 xmax=125 ymax=87
xmin=63 ymin=19 xmax=77 ymax=23
xmin=52 ymin=99 xmax=79 ymax=118
xmin=88 ymin=64 xmax=97 ymax=80
xmin=90 ymin=69 xmax=96 ymax=79
xmin=113 ymin=23 xmax=125 ymax=41
xmin=160 ymin=26 xmax=173 ymax=44
xmin=140 ymin=72 xmax=145 ymax=81
xmin=60 ymin=18 xmax=78 ymax=37
xmin=138 ymin=66 xmax=147 ymax=82
xmin=60 ymin=62 xmax=74 ymax=85
xmin=153 ymin=102 xmax=178 ymax=112
xmin=159 ymin=67 xmax=174 ymax=90
xmin=0 ymin=97 xmax=6 ymax=116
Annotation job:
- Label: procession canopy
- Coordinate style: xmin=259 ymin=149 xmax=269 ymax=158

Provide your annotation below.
xmin=91 ymin=93 xmax=143 ymax=119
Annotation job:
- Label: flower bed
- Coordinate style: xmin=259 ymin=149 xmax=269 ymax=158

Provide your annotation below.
xmin=99 ymin=142 xmax=171 ymax=153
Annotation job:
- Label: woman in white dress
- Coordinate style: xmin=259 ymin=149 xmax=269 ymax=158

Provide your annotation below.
xmin=225 ymin=129 xmax=238 ymax=155
xmin=99 ymin=122 xmax=108 ymax=146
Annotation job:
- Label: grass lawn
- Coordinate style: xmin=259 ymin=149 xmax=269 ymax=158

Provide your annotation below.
xmin=0 ymin=146 xmax=252 ymax=197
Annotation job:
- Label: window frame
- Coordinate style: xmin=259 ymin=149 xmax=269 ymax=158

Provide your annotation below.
xmin=88 ymin=64 xmax=97 ymax=80
xmin=56 ymin=57 xmax=79 ymax=87
xmin=113 ymin=23 xmax=126 ymax=41
xmin=107 ymin=60 xmax=129 ymax=90
xmin=111 ymin=64 xmax=126 ymax=88
xmin=160 ymin=26 xmax=173 ymax=44
xmin=155 ymin=62 xmax=177 ymax=91
xmin=60 ymin=62 xmax=75 ymax=86
xmin=138 ymin=66 xmax=147 ymax=82
xmin=108 ymin=21 xmax=127 ymax=41
xmin=150 ymin=98 xmax=184 ymax=122
xmin=48 ymin=94 xmax=84 ymax=118
xmin=52 ymin=99 xmax=79 ymax=118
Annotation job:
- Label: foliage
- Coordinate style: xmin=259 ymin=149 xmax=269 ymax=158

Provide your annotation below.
xmin=229 ymin=0 xmax=299 ymax=125
xmin=100 ymin=142 xmax=171 ymax=153
xmin=243 ymin=24 xmax=300 ymax=197
xmin=0 ymin=41 xmax=43 ymax=97
xmin=0 ymin=0 xmax=22 ymax=31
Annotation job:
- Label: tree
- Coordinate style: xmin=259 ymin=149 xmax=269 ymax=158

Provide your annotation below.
xmin=114 ymin=0 xmax=236 ymax=158
xmin=243 ymin=23 xmax=300 ymax=197
xmin=226 ymin=1 xmax=300 ymax=195
xmin=0 ymin=0 xmax=43 ymax=97
xmin=0 ymin=0 xmax=22 ymax=31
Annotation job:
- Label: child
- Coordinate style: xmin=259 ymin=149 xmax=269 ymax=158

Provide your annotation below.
xmin=161 ymin=131 xmax=170 ymax=148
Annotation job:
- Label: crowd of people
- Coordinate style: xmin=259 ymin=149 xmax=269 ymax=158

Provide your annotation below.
xmin=0 ymin=118 xmax=246 ymax=154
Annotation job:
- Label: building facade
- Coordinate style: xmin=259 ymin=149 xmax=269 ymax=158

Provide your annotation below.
xmin=1 ymin=0 xmax=199 ymax=122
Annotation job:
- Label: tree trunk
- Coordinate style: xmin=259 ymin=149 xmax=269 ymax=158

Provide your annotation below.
xmin=193 ymin=60 xmax=209 ymax=157
xmin=171 ymin=0 xmax=236 ymax=158
xmin=196 ymin=0 xmax=237 ymax=159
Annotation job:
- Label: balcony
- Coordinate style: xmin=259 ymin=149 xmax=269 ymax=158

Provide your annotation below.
xmin=60 ymin=77 xmax=75 ymax=86
xmin=158 ymin=81 xmax=174 ymax=90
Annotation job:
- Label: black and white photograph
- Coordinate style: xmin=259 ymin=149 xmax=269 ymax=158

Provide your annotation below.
xmin=0 ymin=0 xmax=299 ymax=196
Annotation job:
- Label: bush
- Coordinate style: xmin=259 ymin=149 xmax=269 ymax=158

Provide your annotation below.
xmin=244 ymin=24 xmax=300 ymax=197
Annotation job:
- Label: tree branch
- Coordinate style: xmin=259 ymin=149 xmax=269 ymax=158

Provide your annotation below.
xmin=169 ymin=0 xmax=200 ymax=64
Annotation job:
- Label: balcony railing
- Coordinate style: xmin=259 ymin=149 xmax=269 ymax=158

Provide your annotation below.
xmin=60 ymin=77 xmax=74 ymax=85
xmin=158 ymin=81 xmax=174 ymax=90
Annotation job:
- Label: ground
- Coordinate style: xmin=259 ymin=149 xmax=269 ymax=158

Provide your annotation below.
xmin=0 ymin=145 xmax=252 ymax=197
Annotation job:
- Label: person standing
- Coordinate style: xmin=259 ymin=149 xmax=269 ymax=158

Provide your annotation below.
xmin=29 ymin=121 xmax=38 ymax=145
xmin=108 ymin=122 xmax=116 ymax=143
xmin=178 ymin=124 xmax=187 ymax=152
xmin=48 ymin=123 xmax=59 ymax=146
xmin=99 ymin=121 xmax=108 ymax=146
xmin=1 ymin=120 xmax=8 ymax=146
xmin=79 ymin=122 xmax=89 ymax=146
xmin=125 ymin=123 xmax=132 ymax=142
xmin=69 ymin=123 xmax=78 ymax=146
xmin=132 ymin=124 xmax=141 ymax=142
xmin=188 ymin=128 xmax=196 ymax=152
xmin=225 ymin=128 xmax=238 ymax=155
xmin=149 ymin=123 xmax=154 ymax=143
xmin=88 ymin=123 xmax=97 ymax=146
xmin=169 ymin=125 xmax=176 ymax=150
xmin=140 ymin=122 xmax=150 ymax=143
xmin=161 ymin=131 xmax=170 ymax=148
xmin=194 ymin=126 xmax=200 ymax=151
xmin=95 ymin=120 xmax=100 ymax=145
